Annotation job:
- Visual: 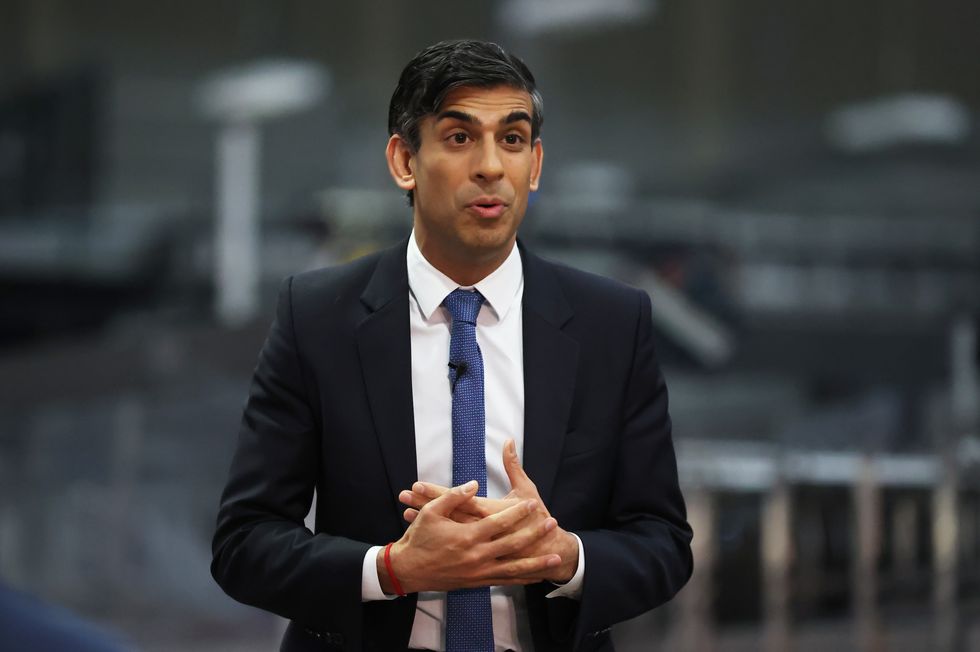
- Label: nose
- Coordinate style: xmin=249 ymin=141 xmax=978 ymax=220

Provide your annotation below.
xmin=472 ymin=139 xmax=504 ymax=183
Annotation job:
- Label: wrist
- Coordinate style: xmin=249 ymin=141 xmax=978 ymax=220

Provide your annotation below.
xmin=376 ymin=547 xmax=395 ymax=595
xmin=548 ymin=530 xmax=579 ymax=584
xmin=377 ymin=542 xmax=409 ymax=596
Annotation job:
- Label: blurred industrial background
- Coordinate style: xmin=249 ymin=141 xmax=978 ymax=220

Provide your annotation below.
xmin=1 ymin=1 xmax=978 ymax=650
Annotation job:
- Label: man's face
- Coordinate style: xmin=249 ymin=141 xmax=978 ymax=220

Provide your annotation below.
xmin=389 ymin=85 xmax=543 ymax=276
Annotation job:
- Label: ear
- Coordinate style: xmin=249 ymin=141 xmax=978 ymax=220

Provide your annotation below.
xmin=529 ymin=138 xmax=544 ymax=192
xmin=385 ymin=134 xmax=416 ymax=193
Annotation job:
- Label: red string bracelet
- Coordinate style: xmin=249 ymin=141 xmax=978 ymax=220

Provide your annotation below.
xmin=384 ymin=542 xmax=406 ymax=597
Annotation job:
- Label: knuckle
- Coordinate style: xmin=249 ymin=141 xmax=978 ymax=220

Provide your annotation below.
xmin=461 ymin=546 xmax=483 ymax=566
xmin=514 ymin=535 xmax=533 ymax=552
xmin=516 ymin=530 xmax=536 ymax=547
xmin=503 ymin=538 xmax=522 ymax=556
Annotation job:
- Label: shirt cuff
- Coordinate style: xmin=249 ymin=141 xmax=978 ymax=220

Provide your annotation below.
xmin=361 ymin=545 xmax=398 ymax=602
xmin=545 ymin=533 xmax=585 ymax=600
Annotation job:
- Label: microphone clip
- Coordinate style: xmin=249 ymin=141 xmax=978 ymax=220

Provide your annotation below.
xmin=448 ymin=360 xmax=468 ymax=393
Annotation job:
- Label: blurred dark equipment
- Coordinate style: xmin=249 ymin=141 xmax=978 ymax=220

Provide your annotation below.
xmin=0 ymin=70 xmax=100 ymax=217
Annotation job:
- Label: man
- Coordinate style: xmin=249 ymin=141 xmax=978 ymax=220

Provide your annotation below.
xmin=212 ymin=40 xmax=693 ymax=652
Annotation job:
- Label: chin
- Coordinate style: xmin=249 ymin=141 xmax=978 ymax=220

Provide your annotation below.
xmin=463 ymin=227 xmax=517 ymax=252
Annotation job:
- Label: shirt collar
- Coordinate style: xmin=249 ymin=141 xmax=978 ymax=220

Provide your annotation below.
xmin=406 ymin=229 xmax=523 ymax=322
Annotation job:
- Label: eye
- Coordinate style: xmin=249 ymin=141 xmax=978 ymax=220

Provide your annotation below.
xmin=449 ymin=132 xmax=470 ymax=145
xmin=503 ymin=134 xmax=524 ymax=146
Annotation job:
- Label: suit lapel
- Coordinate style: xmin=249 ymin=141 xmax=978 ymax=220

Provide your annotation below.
xmin=354 ymin=239 xmax=578 ymax=519
xmin=519 ymin=244 xmax=578 ymax=507
xmin=356 ymin=239 xmax=417 ymax=529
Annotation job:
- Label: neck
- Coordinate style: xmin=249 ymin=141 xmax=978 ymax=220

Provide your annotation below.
xmin=413 ymin=233 xmax=514 ymax=287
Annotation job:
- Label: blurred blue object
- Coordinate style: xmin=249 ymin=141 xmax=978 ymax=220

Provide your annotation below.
xmin=0 ymin=584 xmax=130 ymax=652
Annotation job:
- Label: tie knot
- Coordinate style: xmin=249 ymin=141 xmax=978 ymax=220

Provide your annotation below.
xmin=443 ymin=288 xmax=484 ymax=325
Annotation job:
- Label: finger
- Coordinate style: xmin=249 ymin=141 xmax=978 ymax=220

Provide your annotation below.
xmin=424 ymin=479 xmax=479 ymax=517
xmin=474 ymin=498 xmax=538 ymax=540
xmin=404 ymin=488 xmax=489 ymax=518
xmin=414 ymin=480 xmax=517 ymax=512
xmin=474 ymin=496 xmax=522 ymax=517
xmin=452 ymin=510 xmax=484 ymax=524
xmin=486 ymin=516 xmax=557 ymax=559
xmin=405 ymin=483 xmax=521 ymax=517
xmin=487 ymin=553 xmax=562 ymax=581
xmin=503 ymin=439 xmax=535 ymax=493
xmin=409 ymin=483 xmax=490 ymax=517
xmin=412 ymin=481 xmax=449 ymax=498
xmin=450 ymin=495 xmax=515 ymax=519
xmin=408 ymin=505 xmax=480 ymax=525
xmin=399 ymin=490 xmax=431 ymax=510
xmin=463 ymin=578 xmax=538 ymax=588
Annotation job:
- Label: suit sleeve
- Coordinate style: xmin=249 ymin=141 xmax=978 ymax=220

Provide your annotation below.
xmin=211 ymin=276 xmax=372 ymax=635
xmin=562 ymin=288 xmax=694 ymax=647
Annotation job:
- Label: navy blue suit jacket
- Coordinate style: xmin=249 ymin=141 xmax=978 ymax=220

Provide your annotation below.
xmin=211 ymin=238 xmax=693 ymax=651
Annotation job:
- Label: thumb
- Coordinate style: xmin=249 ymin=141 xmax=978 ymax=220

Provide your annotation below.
xmin=503 ymin=439 xmax=533 ymax=492
xmin=426 ymin=479 xmax=479 ymax=517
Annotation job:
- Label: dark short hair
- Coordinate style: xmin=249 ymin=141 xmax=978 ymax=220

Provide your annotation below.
xmin=388 ymin=39 xmax=544 ymax=206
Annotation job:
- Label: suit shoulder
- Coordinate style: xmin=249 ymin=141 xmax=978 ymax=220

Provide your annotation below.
xmin=286 ymin=247 xmax=388 ymax=307
xmin=538 ymin=255 xmax=646 ymax=313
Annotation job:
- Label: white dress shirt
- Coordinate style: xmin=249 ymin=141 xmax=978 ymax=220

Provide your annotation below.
xmin=359 ymin=232 xmax=585 ymax=651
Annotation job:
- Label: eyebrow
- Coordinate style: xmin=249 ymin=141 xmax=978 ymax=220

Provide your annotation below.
xmin=435 ymin=109 xmax=532 ymax=128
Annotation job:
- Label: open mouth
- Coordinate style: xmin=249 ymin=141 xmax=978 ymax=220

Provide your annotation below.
xmin=467 ymin=198 xmax=508 ymax=218
xmin=468 ymin=203 xmax=507 ymax=218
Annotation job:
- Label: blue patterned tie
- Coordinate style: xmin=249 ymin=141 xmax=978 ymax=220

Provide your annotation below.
xmin=442 ymin=288 xmax=494 ymax=652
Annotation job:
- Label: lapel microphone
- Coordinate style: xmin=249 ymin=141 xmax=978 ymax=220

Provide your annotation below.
xmin=448 ymin=360 xmax=468 ymax=393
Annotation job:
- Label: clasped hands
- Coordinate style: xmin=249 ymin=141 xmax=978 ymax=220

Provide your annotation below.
xmin=377 ymin=439 xmax=579 ymax=595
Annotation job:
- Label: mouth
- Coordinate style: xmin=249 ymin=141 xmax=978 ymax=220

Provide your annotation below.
xmin=466 ymin=197 xmax=508 ymax=219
